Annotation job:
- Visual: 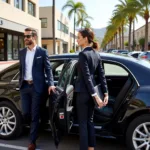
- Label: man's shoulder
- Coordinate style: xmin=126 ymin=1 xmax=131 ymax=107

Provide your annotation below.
xmin=37 ymin=46 xmax=48 ymax=54
xmin=19 ymin=48 xmax=26 ymax=52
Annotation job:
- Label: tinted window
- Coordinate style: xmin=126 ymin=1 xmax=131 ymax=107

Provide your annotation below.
xmin=132 ymin=53 xmax=139 ymax=58
xmin=0 ymin=63 xmax=19 ymax=81
xmin=104 ymin=63 xmax=128 ymax=76
xmin=51 ymin=60 xmax=68 ymax=81
xmin=57 ymin=62 xmax=72 ymax=89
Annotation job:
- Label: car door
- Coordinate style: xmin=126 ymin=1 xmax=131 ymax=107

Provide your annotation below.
xmin=49 ymin=60 xmax=77 ymax=147
xmin=51 ymin=59 xmax=71 ymax=86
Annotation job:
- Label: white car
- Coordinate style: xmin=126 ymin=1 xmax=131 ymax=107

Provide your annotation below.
xmin=128 ymin=51 xmax=142 ymax=58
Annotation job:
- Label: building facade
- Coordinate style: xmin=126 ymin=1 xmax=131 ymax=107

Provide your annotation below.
xmin=39 ymin=6 xmax=77 ymax=55
xmin=131 ymin=22 xmax=150 ymax=50
xmin=0 ymin=0 xmax=41 ymax=61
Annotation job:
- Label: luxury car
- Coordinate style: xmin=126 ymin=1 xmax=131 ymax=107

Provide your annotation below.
xmin=0 ymin=53 xmax=150 ymax=150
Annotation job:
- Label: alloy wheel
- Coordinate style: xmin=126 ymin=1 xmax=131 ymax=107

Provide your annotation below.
xmin=0 ymin=107 xmax=16 ymax=136
xmin=133 ymin=122 xmax=150 ymax=150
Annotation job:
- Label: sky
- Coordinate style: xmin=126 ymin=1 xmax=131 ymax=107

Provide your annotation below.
xmin=39 ymin=0 xmax=146 ymax=30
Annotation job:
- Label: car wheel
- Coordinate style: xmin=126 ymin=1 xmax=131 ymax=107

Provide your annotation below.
xmin=0 ymin=101 xmax=22 ymax=139
xmin=126 ymin=114 xmax=150 ymax=150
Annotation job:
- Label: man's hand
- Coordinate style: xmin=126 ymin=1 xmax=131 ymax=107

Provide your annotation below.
xmin=48 ymin=86 xmax=56 ymax=95
xmin=103 ymin=94 xmax=109 ymax=106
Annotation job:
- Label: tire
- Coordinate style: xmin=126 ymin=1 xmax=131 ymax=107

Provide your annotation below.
xmin=126 ymin=114 xmax=150 ymax=150
xmin=0 ymin=101 xmax=22 ymax=139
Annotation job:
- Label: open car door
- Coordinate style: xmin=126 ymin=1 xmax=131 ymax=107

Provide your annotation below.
xmin=49 ymin=60 xmax=77 ymax=148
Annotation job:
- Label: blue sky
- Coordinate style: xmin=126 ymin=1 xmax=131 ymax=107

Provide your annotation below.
xmin=39 ymin=0 xmax=145 ymax=29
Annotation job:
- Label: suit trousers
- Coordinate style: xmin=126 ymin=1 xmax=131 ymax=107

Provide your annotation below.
xmin=76 ymin=92 xmax=96 ymax=150
xmin=20 ymin=82 xmax=42 ymax=144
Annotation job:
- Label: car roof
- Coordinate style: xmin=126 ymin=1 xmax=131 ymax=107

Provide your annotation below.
xmin=49 ymin=53 xmax=150 ymax=86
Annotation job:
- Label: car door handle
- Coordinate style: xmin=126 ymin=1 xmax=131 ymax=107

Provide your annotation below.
xmin=15 ymin=88 xmax=20 ymax=91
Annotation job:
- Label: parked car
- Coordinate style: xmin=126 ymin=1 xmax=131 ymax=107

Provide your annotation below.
xmin=106 ymin=49 xmax=115 ymax=53
xmin=0 ymin=53 xmax=150 ymax=150
xmin=117 ymin=49 xmax=129 ymax=54
xmin=128 ymin=51 xmax=142 ymax=58
xmin=111 ymin=50 xmax=118 ymax=53
xmin=138 ymin=51 xmax=150 ymax=61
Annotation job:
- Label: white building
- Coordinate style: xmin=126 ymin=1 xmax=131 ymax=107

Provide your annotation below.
xmin=40 ymin=6 xmax=78 ymax=54
xmin=0 ymin=0 xmax=41 ymax=61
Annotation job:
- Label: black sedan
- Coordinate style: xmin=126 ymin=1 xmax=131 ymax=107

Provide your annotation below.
xmin=0 ymin=53 xmax=150 ymax=150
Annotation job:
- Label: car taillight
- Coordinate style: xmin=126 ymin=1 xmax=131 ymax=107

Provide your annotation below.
xmin=141 ymin=55 xmax=148 ymax=59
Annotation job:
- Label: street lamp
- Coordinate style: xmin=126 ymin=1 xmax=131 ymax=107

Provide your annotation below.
xmin=52 ymin=0 xmax=56 ymax=54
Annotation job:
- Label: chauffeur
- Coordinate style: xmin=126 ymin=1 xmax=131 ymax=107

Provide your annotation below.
xmin=19 ymin=28 xmax=55 ymax=150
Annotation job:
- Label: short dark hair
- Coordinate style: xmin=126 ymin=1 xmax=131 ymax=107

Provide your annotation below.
xmin=25 ymin=27 xmax=37 ymax=36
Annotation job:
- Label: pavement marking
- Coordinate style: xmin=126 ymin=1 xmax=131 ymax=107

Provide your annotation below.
xmin=0 ymin=143 xmax=41 ymax=150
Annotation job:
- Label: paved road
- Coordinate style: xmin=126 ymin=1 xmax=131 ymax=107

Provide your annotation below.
xmin=0 ymin=128 xmax=127 ymax=150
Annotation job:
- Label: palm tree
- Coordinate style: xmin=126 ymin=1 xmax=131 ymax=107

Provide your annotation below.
xmin=62 ymin=0 xmax=86 ymax=52
xmin=116 ymin=0 xmax=139 ymax=51
xmin=113 ymin=4 xmax=128 ymax=49
xmin=131 ymin=0 xmax=150 ymax=50
xmin=76 ymin=13 xmax=93 ymax=29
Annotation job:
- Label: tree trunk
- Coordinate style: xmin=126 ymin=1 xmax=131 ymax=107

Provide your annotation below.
xmin=133 ymin=20 xmax=135 ymax=50
xmin=114 ymin=35 xmax=115 ymax=48
xmin=52 ymin=0 xmax=56 ymax=54
xmin=122 ymin=24 xmax=124 ymax=49
xmin=111 ymin=40 xmax=113 ymax=49
xmin=128 ymin=19 xmax=132 ymax=51
xmin=116 ymin=33 xmax=117 ymax=49
xmin=144 ymin=18 xmax=149 ymax=51
xmin=119 ymin=27 xmax=121 ymax=49
xmin=74 ymin=13 xmax=76 ymax=52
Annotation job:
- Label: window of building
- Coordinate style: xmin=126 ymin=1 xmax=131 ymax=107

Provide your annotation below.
xmin=57 ymin=20 xmax=68 ymax=34
xmin=19 ymin=36 xmax=24 ymax=50
xmin=7 ymin=34 xmax=13 ymax=60
xmin=14 ymin=0 xmax=23 ymax=10
xmin=13 ymin=35 xmax=19 ymax=60
xmin=42 ymin=45 xmax=47 ymax=49
xmin=40 ymin=18 xmax=47 ymax=28
xmin=2 ymin=0 xmax=8 ymax=3
xmin=57 ymin=21 xmax=61 ymax=30
xmin=0 ymin=38 xmax=4 ymax=61
xmin=28 ymin=1 xmax=35 ymax=16
xmin=65 ymin=26 xmax=69 ymax=34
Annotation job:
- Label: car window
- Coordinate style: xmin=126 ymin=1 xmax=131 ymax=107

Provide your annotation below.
xmin=0 ymin=63 xmax=19 ymax=81
xmin=104 ymin=63 xmax=128 ymax=76
xmin=51 ymin=60 xmax=68 ymax=81
xmin=132 ymin=53 xmax=139 ymax=58
xmin=57 ymin=62 xmax=72 ymax=89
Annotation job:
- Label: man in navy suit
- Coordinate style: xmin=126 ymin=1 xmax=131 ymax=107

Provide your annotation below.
xmin=19 ymin=28 xmax=55 ymax=150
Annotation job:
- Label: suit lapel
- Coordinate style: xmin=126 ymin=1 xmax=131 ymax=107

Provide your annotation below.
xmin=22 ymin=48 xmax=27 ymax=73
xmin=32 ymin=46 xmax=40 ymax=67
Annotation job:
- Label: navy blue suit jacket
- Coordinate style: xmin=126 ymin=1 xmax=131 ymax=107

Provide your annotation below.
xmin=19 ymin=46 xmax=54 ymax=94
xmin=75 ymin=47 xmax=108 ymax=95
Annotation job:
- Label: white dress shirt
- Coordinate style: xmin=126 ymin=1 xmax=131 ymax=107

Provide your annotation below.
xmin=24 ymin=45 xmax=37 ymax=81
